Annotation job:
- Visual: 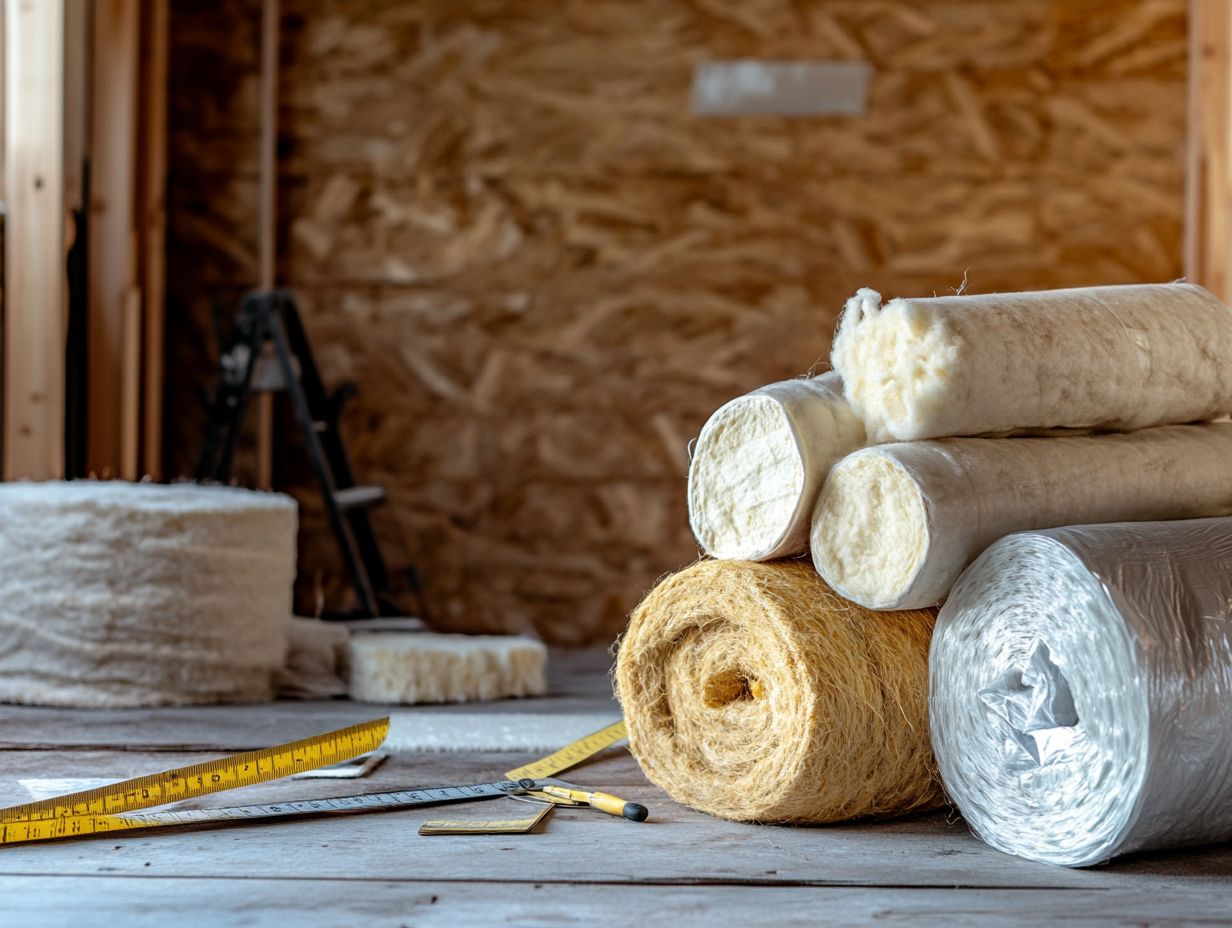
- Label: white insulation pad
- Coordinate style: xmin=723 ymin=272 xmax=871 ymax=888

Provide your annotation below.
xmin=348 ymin=633 xmax=547 ymax=705
xmin=931 ymin=518 xmax=1232 ymax=866
xmin=688 ymin=373 xmax=865 ymax=560
xmin=0 ymin=481 xmax=296 ymax=707
xmin=831 ymin=282 xmax=1232 ymax=442
xmin=811 ymin=422 xmax=1232 ymax=610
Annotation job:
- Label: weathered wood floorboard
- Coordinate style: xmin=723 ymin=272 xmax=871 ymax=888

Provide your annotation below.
xmin=7 ymin=876 xmax=1232 ymax=928
xmin=0 ymin=649 xmax=1229 ymax=924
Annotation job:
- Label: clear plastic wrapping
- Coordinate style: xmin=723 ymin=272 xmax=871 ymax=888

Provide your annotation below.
xmin=930 ymin=517 xmax=1232 ymax=866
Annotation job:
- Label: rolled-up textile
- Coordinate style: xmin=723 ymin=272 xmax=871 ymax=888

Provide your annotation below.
xmin=831 ymin=283 xmax=1232 ymax=442
xmin=811 ymin=422 xmax=1232 ymax=610
xmin=688 ymin=373 xmax=865 ymax=560
xmin=615 ymin=559 xmax=941 ymax=823
xmin=0 ymin=481 xmax=296 ymax=707
xmin=931 ymin=518 xmax=1232 ymax=866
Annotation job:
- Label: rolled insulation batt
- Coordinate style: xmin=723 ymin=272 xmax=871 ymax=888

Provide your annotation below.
xmin=811 ymin=422 xmax=1232 ymax=610
xmin=615 ymin=560 xmax=941 ymax=823
xmin=931 ymin=518 xmax=1232 ymax=866
xmin=831 ymin=283 xmax=1232 ymax=442
xmin=0 ymin=481 xmax=296 ymax=707
xmin=688 ymin=372 xmax=865 ymax=560
xmin=348 ymin=633 xmax=547 ymax=704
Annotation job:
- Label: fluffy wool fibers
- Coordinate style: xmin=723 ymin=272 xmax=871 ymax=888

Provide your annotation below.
xmin=812 ymin=422 xmax=1232 ymax=610
xmin=348 ymin=633 xmax=547 ymax=704
xmin=0 ymin=481 xmax=296 ymax=707
xmin=831 ymin=283 xmax=1232 ymax=442
xmin=615 ymin=560 xmax=941 ymax=823
xmin=688 ymin=372 xmax=865 ymax=560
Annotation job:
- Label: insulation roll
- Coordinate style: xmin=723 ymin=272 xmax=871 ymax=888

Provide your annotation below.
xmin=687 ymin=372 xmax=865 ymax=560
xmin=831 ymin=283 xmax=1232 ymax=442
xmin=811 ymin=422 xmax=1232 ymax=610
xmin=0 ymin=481 xmax=296 ymax=707
xmin=348 ymin=633 xmax=547 ymax=704
xmin=615 ymin=560 xmax=941 ymax=823
xmin=931 ymin=518 xmax=1232 ymax=866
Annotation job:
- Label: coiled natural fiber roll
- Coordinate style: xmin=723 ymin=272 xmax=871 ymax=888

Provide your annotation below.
xmin=931 ymin=518 xmax=1232 ymax=867
xmin=0 ymin=482 xmax=297 ymax=707
xmin=832 ymin=283 xmax=1232 ymax=442
xmin=688 ymin=373 xmax=865 ymax=560
xmin=615 ymin=560 xmax=941 ymax=823
xmin=812 ymin=422 xmax=1232 ymax=610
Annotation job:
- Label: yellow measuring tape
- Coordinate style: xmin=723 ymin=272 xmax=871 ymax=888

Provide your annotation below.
xmin=0 ymin=718 xmax=390 ymax=845
xmin=0 ymin=717 xmax=628 ymax=845
xmin=505 ymin=720 xmax=626 ymax=780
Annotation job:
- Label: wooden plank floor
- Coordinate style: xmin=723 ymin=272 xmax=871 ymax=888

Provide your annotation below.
xmin=1 ymin=650 xmax=1230 ymax=926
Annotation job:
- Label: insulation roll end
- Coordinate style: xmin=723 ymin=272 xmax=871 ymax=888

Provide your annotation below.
xmin=688 ymin=374 xmax=864 ymax=561
xmin=811 ymin=449 xmax=930 ymax=610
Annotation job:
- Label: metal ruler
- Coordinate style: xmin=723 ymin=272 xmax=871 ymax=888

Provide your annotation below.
xmin=0 ymin=717 xmax=629 ymax=845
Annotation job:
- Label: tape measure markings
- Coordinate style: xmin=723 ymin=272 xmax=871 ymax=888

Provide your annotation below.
xmin=0 ymin=717 xmax=390 ymax=824
xmin=1 ymin=780 xmax=531 ymax=845
xmin=0 ymin=716 xmax=627 ymax=846
xmin=419 ymin=804 xmax=553 ymax=836
xmin=504 ymin=720 xmax=627 ymax=780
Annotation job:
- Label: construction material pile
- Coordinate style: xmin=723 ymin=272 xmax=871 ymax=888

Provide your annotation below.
xmin=619 ymin=281 xmax=1232 ymax=865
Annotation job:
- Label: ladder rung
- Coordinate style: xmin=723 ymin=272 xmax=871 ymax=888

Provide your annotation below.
xmin=334 ymin=485 xmax=387 ymax=510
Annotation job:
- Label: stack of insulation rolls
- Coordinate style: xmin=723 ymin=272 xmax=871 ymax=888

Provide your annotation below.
xmin=616 ymin=282 xmax=1232 ymax=865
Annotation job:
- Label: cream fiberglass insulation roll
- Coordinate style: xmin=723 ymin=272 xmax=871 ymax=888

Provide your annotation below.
xmin=688 ymin=372 xmax=865 ymax=560
xmin=932 ymin=518 xmax=1232 ymax=866
xmin=811 ymin=423 xmax=1232 ymax=610
xmin=831 ymin=283 xmax=1232 ymax=442
xmin=0 ymin=481 xmax=296 ymax=707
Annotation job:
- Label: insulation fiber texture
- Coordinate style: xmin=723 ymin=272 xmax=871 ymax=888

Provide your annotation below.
xmin=831 ymin=283 xmax=1232 ymax=442
xmin=348 ymin=633 xmax=547 ymax=704
xmin=0 ymin=481 xmax=297 ymax=707
xmin=688 ymin=372 xmax=865 ymax=561
xmin=812 ymin=422 xmax=1232 ymax=610
xmin=615 ymin=559 xmax=941 ymax=823
xmin=932 ymin=518 xmax=1232 ymax=866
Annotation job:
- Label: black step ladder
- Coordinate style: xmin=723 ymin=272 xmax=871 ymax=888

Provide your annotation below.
xmin=196 ymin=289 xmax=413 ymax=619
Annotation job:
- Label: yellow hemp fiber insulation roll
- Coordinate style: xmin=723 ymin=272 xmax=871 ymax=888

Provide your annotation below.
xmin=831 ymin=283 xmax=1232 ymax=443
xmin=615 ymin=560 xmax=941 ymax=823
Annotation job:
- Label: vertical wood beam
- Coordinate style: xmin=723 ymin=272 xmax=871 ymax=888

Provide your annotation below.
xmin=1186 ymin=0 xmax=1232 ymax=300
xmin=255 ymin=0 xmax=279 ymax=489
xmin=4 ymin=0 xmax=66 ymax=479
xmin=87 ymin=0 xmax=140 ymax=479
xmin=138 ymin=0 xmax=168 ymax=478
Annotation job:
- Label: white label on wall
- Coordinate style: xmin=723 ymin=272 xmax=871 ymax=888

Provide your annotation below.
xmin=692 ymin=60 xmax=871 ymax=117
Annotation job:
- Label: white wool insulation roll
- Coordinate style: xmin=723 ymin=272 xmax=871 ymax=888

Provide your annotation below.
xmin=811 ymin=422 xmax=1232 ymax=610
xmin=831 ymin=283 xmax=1232 ymax=443
xmin=688 ymin=372 xmax=865 ymax=560
xmin=931 ymin=517 xmax=1232 ymax=866
xmin=0 ymin=481 xmax=297 ymax=707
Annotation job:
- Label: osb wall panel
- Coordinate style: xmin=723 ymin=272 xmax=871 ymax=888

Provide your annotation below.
xmin=165 ymin=0 xmax=1188 ymax=643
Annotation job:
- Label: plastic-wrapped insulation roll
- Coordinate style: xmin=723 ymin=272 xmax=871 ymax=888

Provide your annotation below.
xmin=831 ymin=283 xmax=1232 ymax=442
xmin=688 ymin=373 xmax=865 ymax=560
xmin=615 ymin=559 xmax=941 ymax=823
xmin=931 ymin=517 xmax=1232 ymax=866
xmin=811 ymin=422 xmax=1232 ymax=610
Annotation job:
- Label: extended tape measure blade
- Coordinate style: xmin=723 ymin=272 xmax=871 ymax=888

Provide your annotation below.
xmin=0 ymin=717 xmax=390 ymax=824
xmin=504 ymin=720 xmax=626 ymax=780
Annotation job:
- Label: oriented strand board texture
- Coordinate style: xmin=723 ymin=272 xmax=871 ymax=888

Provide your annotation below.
xmin=164 ymin=0 xmax=1188 ymax=643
